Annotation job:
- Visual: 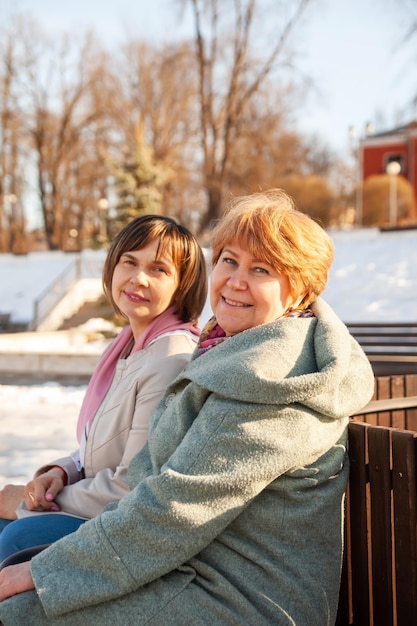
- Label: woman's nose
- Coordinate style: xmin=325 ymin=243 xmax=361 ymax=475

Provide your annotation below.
xmin=130 ymin=269 xmax=149 ymax=285
xmin=227 ymin=268 xmax=247 ymax=289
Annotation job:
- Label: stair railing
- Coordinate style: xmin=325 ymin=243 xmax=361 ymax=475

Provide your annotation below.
xmin=29 ymin=258 xmax=82 ymax=331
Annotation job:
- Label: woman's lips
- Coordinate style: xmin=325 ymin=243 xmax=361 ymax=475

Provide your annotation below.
xmin=124 ymin=291 xmax=148 ymax=303
xmin=222 ymin=295 xmax=251 ymax=308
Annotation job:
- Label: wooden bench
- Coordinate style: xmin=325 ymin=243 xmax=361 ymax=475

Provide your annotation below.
xmin=347 ymin=322 xmax=417 ymax=375
xmin=357 ymin=372 xmax=417 ymax=430
xmin=336 ymin=394 xmax=417 ymax=625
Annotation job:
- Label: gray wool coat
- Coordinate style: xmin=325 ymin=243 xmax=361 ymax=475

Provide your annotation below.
xmin=0 ymin=298 xmax=375 ymax=626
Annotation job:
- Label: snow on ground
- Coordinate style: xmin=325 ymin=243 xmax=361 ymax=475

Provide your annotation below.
xmin=323 ymin=228 xmax=417 ymax=322
xmin=0 ymin=383 xmax=84 ymax=485
xmin=0 ymin=227 xmax=417 ymax=487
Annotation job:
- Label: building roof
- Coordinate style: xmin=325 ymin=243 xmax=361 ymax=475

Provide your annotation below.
xmin=365 ymin=120 xmax=417 ymax=140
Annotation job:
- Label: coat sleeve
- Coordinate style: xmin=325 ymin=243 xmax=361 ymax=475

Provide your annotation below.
xmin=30 ymin=391 xmax=347 ymax=619
xmin=14 ymin=454 xmax=83 ymax=520
xmin=33 ymin=452 xmax=83 ymax=485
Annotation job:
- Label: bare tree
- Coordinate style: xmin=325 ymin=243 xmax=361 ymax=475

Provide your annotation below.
xmin=1 ymin=6 xmax=329 ymax=248
xmin=0 ymin=20 xmax=27 ymax=252
xmin=180 ymin=0 xmax=312 ymax=229
xmin=118 ymin=40 xmax=202 ymax=228
xmin=385 ymin=0 xmax=417 ymax=119
xmin=221 ymin=80 xmax=334 ymax=191
xmin=16 ymin=22 xmax=117 ymax=249
xmin=397 ymin=0 xmax=417 ymax=44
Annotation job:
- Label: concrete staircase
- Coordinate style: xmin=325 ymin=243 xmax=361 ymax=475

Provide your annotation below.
xmin=58 ymin=295 xmax=114 ymax=330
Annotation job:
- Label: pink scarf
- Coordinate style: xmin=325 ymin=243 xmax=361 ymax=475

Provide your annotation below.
xmin=76 ymin=306 xmax=200 ymax=443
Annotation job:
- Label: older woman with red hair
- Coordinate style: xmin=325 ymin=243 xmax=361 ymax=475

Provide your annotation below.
xmin=0 ymin=190 xmax=373 ymax=626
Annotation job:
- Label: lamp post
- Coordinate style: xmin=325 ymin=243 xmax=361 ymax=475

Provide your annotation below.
xmin=349 ymin=124 xmax=374 ymax=227
xmin=386 ymin=161 xmax=401 ymax=225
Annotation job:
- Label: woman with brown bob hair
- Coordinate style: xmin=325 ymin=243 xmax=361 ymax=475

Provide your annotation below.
xmin=0 ymin=214 xmax=207 ymax=562
xmin=0 ymin=191 xmax=373 ymax=626
xmin=103 ymin=214 xmax=207 ymax=325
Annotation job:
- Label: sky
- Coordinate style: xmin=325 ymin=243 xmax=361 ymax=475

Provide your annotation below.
xmin=0 ymin=0 xmax=415 ymax=158
xmin=1 ymin=225 xmax=417 ymax=487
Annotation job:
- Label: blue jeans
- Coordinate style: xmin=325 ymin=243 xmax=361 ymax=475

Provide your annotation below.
xmin=0 ymin=514 xmax=86 ymax=562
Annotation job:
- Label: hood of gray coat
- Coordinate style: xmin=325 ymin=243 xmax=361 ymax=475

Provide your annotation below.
xmin=184 ymin=297 xmax=374 ymax=421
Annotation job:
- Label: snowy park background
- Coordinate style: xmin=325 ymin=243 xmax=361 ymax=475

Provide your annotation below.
xmin=1 ymin=226 xmax=417 ymax=487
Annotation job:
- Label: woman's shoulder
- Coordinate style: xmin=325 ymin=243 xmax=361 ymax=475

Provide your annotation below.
xmin=150 ymin=330 xmax=198 ymax=351
xmin=128 ymin=332 xmax=197 ymax=367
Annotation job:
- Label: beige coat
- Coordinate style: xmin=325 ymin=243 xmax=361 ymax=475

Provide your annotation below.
xmin=17 ymin=332 xmax=197 ymax=520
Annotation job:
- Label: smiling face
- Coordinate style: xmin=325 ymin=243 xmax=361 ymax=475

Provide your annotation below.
xmin=111 ymin=239 xmax=179 ymax=340
xmin=210 ymin=242 xmax=294 ymax=336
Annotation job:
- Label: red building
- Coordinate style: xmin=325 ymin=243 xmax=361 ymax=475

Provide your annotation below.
xmin=360 ymin=120 xmax=417 ymax=204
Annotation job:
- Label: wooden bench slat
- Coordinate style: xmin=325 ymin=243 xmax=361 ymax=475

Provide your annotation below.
xmin=355 ymin=338 xmax=417 ymax=345
xmin=391 ymin=431 xmax=417 ymax=626
xmin=391 ymin=379 xmax=411 ymax=429
xmin=368 ymin=426 xmax=394 ymax=625
xmin=368 ymin=376 xmax=391 ymax=426
xmin=348 ymin=324 xmax=417 ymax=332
xmin=405 ymin=376 xmax=417 ymax=430
xmin=365 ymin=352 xmax=417 ymax=359
xmin=358 ymin=395 xmax=417 ymax=414
xmin=346 ymin=422 xmax=370 ymax=623
xmin=337 ymin=516 xmax=350 ymax=625
xmin=349 ymin=331 xmax=417 ymax=336
xmin=405 ymin=374 xmax=417 ymax=395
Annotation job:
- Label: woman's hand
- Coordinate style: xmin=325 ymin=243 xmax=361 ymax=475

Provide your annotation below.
xmin=24 ymin=468 xmax=66 ymax=512
xmin=0 ymin=562 xmax=35 ymax=601
xmin=0 ymin=484 xmax=24 ymax=520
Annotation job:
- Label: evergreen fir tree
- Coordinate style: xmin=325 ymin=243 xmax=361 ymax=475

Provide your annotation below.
xmin=108 ymin=115 xmax=167 ymax=235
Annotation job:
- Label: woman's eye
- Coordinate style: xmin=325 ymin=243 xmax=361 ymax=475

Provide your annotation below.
xmin=222 ymin=256 xmax=236 ymax=265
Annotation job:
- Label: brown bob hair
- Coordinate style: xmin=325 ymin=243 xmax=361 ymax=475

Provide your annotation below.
xmin=103 ymin=215 xmax=207 ymax=324
xmin=210 ymin=189 xmax=334 ymax=308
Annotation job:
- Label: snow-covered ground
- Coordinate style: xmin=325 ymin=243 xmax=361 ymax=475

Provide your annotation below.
xmin=323 ymin=228 xmax=417 ymax=323
xmin=0 ymin=383 xmax=83 ymax=485
xmin=1 ymin=226 xmax=417 ymax=487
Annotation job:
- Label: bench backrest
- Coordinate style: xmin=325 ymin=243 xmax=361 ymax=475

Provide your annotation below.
xmin=354 ymin=373 xmax=417 ymax=430
xmin=336 ymin=420 xmax=417 ymax=626
xmin=346 ymin=324 xmax=417 ymax=376
xmin=347 ymin=323 xmax=417 ymax=357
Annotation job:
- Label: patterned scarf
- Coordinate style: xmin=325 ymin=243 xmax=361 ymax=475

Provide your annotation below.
xmin=195 ymin=316 xmax=228 ymax=356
